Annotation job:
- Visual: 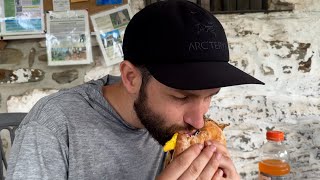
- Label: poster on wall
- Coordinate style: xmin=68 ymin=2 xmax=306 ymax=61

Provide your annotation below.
xmin=0 ymin=0 xmax=45 ymax=36
xmin=91 ymin=4 xmax=132 ymax=66
xmin=46 ymin=10 xmax=92 ymax=66
xmin=53 ymin=0 xmax=70 ymax=11
xmin=96 ymin=0 xmax=122 ymax=5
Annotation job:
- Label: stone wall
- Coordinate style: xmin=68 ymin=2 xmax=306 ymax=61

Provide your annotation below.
xmin=1 ymin=0 xmax=319 ymax=179
xmin=208 ymin=0 xmax=320 ymax=179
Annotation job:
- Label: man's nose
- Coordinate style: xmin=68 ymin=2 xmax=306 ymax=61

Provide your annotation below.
xmin=183 ymin=100 xmax=210 ymax=129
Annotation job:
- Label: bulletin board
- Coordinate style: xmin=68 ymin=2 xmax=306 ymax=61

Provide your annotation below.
xmin=44 ymin=0 xmax=129 ymax=32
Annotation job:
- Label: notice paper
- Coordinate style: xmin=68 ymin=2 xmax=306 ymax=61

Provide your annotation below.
xmin=0 ymin=0 xmax=44 ymax=35
xmin=46 ymin=10 xmax=92 ymax=66
xmin=91 ymin=4 xmax=132 ymax=66
xmin=53 ymin=0 xmax=70 ymax=11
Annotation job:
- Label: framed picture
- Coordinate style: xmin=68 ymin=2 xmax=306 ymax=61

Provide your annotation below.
xmin=91 ymin=4 xmax=132 ymax=66
xmin=0 ymin=0 xmax=45 ymax=36
xmin=46 ymin=10 xmax=92 ymax=66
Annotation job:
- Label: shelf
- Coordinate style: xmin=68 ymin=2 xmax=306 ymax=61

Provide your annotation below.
xmin=1 ymin=32 xmax=97 ymax=40
xmin=1 ymin=34 xmax=46 ymax=40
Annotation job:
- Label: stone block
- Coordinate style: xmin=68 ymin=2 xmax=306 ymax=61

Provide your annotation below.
xmin=0 ymin=48 xmax=23 ymax=65
xmin=38 ymin=54 xmax=48 ymax=62
xmin=7 ymin=89 xmax=58 ymax=112
xmin=28 ymin=48 xmax=36 ymax=68
xmin=52 ymin=69 xmax=79 ymax=84
xmin=0 ymin=68 xmax=45 ymax=84
xmin=0 ymin=41 xmax=8 ymax=50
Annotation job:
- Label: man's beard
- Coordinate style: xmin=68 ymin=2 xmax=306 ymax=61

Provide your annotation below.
xmin=134 ymin=83 xmax=193 ymax=146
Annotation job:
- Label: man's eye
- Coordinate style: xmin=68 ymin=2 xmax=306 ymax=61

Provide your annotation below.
xmin=205 ymin=95 xmax=213 ymax=100
xmin=174 ymin=96 xmax=188 ymax=101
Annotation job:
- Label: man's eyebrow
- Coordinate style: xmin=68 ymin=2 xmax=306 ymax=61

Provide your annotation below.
xmin=174 ymin=89 xmax=221 ymax=97
xmin=205 ymin=89 xmax=220 ymax=98
xmin=211 ymin=89 xmax=220 ymax=96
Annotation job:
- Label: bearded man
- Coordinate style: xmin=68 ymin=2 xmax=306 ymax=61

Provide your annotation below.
xmin=7 ymin=0 xmax=263 ymax=179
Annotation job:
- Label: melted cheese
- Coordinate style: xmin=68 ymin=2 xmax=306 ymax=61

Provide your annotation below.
xmin=163 ymin=133 xmax=178 ymax=152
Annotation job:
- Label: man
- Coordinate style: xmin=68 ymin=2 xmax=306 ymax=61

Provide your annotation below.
xmin=7 ymin=0 xmax=263 ymax=179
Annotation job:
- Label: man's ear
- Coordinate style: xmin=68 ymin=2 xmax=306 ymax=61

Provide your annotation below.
xmin=120 ymin=60 xmax=142 ymax=94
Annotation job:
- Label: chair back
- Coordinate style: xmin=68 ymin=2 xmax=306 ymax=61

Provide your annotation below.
xmin=0 ymin=113 xmax=27 ymax=180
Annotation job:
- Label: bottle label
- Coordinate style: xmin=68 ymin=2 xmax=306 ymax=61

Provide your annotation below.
xmin=259 ymin=172 xmax=290 ymax=180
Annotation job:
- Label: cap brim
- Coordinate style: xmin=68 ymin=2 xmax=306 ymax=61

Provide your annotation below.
xmin=146 ymin=62 xmax=264 ymax=90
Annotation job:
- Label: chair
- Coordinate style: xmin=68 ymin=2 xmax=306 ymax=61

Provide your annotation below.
xmin=0 ymin=113 xmax=27 ymax=180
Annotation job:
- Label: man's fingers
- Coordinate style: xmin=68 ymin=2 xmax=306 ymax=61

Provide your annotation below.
xmin=197 ymin=151 xmax=222 ymax=180
xmin=158 ymin=140 xmax=240 ymax=180
xmin=209 ymin=141 xmax=230 ymax=157
xmin=178 ymin=144 xmax=217 ymax=180
xmin=212 ymin=168 xmax=224 ymax=180
xmin=214 ymin=154 xmax=240 ymax=180
xmin=159 ymin=143 xmax=204 ymax=180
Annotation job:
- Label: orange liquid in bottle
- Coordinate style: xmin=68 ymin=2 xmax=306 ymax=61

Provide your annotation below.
xmin=259 ymin=159 xmax=290 ymax=176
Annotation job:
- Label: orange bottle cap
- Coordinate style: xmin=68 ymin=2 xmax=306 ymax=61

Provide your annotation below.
xmin=266 ymin=131 xmax=284 ymax=141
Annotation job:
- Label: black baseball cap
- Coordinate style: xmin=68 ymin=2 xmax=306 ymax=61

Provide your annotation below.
xmin=122 ymin=0 xmax=264 ymax=90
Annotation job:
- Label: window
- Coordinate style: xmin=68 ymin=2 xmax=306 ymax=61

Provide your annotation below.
xmin=145 ymin=0 xmax=294 ymax=14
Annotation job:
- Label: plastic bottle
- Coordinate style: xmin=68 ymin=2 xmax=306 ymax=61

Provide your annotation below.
xmin=258 ymin=130 xmax=291 ymax=179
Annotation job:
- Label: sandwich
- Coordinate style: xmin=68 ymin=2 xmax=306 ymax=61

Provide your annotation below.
xmin=163 ymin=116 xmax=229 ymax=167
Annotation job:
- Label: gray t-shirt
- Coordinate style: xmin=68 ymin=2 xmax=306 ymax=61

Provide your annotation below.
xmin=7 ymin=75 xmax=165 ymax=180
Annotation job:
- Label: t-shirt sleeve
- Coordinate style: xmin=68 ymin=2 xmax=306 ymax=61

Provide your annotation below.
xmin=6 ymin=121 xmax=68 ymax=180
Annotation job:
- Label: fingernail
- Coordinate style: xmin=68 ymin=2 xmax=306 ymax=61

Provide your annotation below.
xmin=198 ymin=144 xmax=204 ymax=150
xmin=219 ymin=169 xmax=224 ymax=176
xmin=209 ymin=145 xmax=216 ymax=152
xmin=216 ymin=153 xmax=222 ymax=160
xmin=205 ymin=140 xmax=212 ymax=146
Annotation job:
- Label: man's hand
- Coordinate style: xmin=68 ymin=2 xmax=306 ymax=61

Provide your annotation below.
xmin=157 ymin=141 xmax=240 ymax=180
